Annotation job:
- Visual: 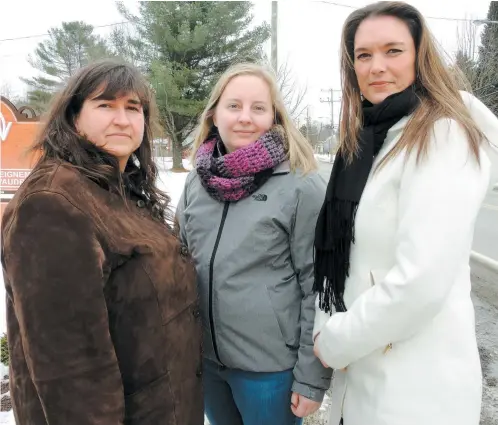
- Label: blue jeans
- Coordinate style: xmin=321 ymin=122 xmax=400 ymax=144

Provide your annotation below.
xmin=203 ymin=359 xmax=304 ymax=425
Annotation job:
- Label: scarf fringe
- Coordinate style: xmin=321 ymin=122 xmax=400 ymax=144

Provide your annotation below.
xmin=313 ymin=198 xmax=359 ymax=314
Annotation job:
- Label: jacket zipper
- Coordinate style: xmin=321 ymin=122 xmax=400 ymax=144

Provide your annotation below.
xmin=208 ymin=201 xmax=230 ymax=366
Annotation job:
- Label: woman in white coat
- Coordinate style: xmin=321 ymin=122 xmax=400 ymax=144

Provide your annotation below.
xmin=312 ymin=2 xmax=493 ymax=425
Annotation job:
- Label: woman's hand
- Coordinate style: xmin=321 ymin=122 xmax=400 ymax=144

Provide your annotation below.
xmin=291 ymin=393 xmax=321 ymax=417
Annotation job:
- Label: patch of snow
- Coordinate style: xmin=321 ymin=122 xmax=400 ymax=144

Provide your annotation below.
xmin=155 ymin=159 xmax=192 ymax=211
xmin=0 ymin=410 xmax=15 ymax=424
xmin=315 ymin=154 xmax=335 ymax=163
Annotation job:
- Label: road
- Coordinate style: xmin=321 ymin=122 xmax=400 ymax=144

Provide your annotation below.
xmin=312 ymin=158 xmax=498 ymax=425
xmin=475 ymin=189 xmax=498 ymax=262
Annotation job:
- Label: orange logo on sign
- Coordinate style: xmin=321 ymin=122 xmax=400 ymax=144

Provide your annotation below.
xmin=0 ymin=97 xmax=41 ymax=219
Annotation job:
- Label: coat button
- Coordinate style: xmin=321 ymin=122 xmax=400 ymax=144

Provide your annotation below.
xmin=180 ymin=245 xmax=189 ymax=257
xmin=192 ymin=308 xmax=200 ymax=318
xmin=136 ymin=200 xmax=145 ymax=208
xmin=196 ymin=366 xmax=202 ymax=377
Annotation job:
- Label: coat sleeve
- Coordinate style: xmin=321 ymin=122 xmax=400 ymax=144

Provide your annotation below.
xmin=2 ymin=191 xmax=124 ymax=424
xmin=175 ymin=171 xmax=194 ymax=246
xmin=315 ymin=118 xmax=491 ymax=370
xmin=290 ymin=172 xmax=333 ymax=402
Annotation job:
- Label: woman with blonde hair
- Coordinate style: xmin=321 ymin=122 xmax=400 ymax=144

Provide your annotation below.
xmin=313 ymin=2 xmax=494 ymax=425
xmin=176 ymin=62 xmax=332 ymax=424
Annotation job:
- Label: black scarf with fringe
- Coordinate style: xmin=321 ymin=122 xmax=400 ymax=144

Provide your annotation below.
xmin=313 ymin=88 xmax=420 ymax=314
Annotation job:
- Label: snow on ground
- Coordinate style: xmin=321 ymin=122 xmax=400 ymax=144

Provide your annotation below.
xmin=315 ymin=154 xmax=335 ymax=163
xmin=0 ymin=411 xmax=14 ymax=425
xmin=155 ymin=158 xmax=192 ymax=211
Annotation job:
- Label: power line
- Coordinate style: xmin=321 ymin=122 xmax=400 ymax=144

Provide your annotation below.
xmin=1 ymin=4 xmax=496 ymax=45
xmin=314 ymin=1 xmax=356 ymax=9
xmin=314 ymin=1 xmax=494 ymax=24
xmin=426 ymin=17 xmax=498 ymax=24
xmin=0 ymin=21 xmax=129 ymax=43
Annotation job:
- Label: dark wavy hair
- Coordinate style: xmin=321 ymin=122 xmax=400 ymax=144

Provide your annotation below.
xmin=32 ymin=58 xmax=172 ymax=224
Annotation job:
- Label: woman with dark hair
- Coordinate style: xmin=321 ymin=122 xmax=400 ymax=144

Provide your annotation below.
xmin=312 ymin=2 xmax=494 ymax=425
xmin=1 ymin=59 xmax=203 ymax=425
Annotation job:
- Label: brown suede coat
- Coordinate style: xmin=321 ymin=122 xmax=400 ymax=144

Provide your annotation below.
xmin=0 ymin=160 xmax=203 ymax=425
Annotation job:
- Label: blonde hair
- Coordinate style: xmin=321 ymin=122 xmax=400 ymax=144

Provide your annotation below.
xmin=339 ymin=1 xmax=484 ymax=168
xmin=190 ymin=62 xmax=317 ymax=173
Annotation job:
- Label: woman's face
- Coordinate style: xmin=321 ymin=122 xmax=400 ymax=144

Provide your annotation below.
xmin=353 ymin=15 xmax=416 ymax=104
xmin=213 ymin=75 xmax=274 ymax=153
xmin=75 ymin=88 xmax=145 ymax=170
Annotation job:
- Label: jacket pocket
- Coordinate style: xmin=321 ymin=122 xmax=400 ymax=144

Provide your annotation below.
xmin=265 ymin=275 xmax=301 ymax=349
xmin=124 ymin=373 xmax=176 ymax=425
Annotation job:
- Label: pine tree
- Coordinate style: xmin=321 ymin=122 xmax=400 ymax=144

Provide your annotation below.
xmin=0 ymin=333 xmax=9 ymax=367
xmin=22 ymin=21 xmax=111 ymax=113
xmin=116 ymin=1 xmax=270 ymax=170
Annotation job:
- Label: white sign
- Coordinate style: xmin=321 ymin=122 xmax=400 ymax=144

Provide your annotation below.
xmin=0 ymin=112 xmax=12 ymax=142
xmin=1 ymin=170 xmax=31 ymax=188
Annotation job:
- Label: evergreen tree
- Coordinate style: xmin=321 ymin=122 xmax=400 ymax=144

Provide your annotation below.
xmin=475 ymin=2 xmax=498 ymax=115
xmin=22 ymin=21 xmax=111 ymax=113
xmin=117 ymin=1 xmax=270 ymax=170
xmin=0 ymin=333 xmax=9 ymax=367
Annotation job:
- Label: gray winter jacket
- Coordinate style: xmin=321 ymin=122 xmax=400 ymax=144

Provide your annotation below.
xmin=176 ymin=161 xmax=332 ymax=401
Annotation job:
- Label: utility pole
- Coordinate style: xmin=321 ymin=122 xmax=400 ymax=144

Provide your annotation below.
xmin=271 ymin=1 xmax=278 ymax=72
xmin=320 ymin=88 xmax=341 ymax=160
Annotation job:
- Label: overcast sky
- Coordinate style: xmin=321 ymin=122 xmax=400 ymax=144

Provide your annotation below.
xmin=0 ymin=0 xmax=492 ymax=124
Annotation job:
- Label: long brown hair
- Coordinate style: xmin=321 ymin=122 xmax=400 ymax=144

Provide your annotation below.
xmin=32 ymin=59 xmax=171 ymax=223
xmin=190 ymin=62 xmax=317 ymax=173
xmin=339 ymin=1 xmax=485 ymax=167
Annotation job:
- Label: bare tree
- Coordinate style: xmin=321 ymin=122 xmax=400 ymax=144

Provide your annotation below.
xmin=453 ymin=20 xmax=496 ymax=93
xmin=0 ymin=83 xmax=15 ymax=100
xmin=454 ymin=16 xmax=498 ymax=114
xmin=0 ymin=83 xmax=29 ymax=108
xmin=454 ymin=20 xmax=479 ymax=89
xmin=275 ymin=61 xmax=307 ymax=119
xmin=108 ymin=23 xmax=145 ymax=69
